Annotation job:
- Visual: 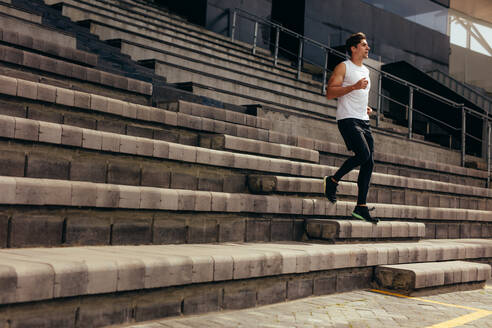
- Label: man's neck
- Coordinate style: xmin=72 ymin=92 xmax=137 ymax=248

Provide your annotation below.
xmin=350 ymin=56 xmax=364 ymax=66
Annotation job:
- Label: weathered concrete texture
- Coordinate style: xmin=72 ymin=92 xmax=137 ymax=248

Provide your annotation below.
xmin=0 ymin=265 xmax=376 ymax=327
xmin=305 ymin=219 xmax=426 ymax=241
xmin=0 ymin=239 xmax=489 ymax=306
xmin=376 ymin=260 xmax=491 ymax=292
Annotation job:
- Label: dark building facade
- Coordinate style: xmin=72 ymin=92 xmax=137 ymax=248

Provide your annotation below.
xmin=159 ymin=0 xmax=451 ymax=73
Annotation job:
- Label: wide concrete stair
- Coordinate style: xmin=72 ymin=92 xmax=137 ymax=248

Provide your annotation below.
xmin=0 ymin=0 xmax=490 ymax=327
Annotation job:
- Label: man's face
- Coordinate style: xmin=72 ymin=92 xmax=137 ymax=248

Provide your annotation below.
xmin=351 ymin=39 xmax=370 ymax=58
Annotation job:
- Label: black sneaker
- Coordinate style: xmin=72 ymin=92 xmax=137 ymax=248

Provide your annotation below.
xmin=323 ymin=176 xmax=338 ymax=203
xmin=352 ymin=205 xmax=379 ymax=223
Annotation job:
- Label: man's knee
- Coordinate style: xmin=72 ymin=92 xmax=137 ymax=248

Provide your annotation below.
xmin=355 ymin=149 xmax=372 ymax=164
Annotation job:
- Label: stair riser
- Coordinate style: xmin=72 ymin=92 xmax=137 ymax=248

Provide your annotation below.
xmin=0 ymin=267 xmax=374 ymax=328
xmin=0 ymin=208 xmax=309 ymax=248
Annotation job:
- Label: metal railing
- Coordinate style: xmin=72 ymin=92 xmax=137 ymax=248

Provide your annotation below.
xmin=428 ymin=69 xmax=492 ymax=116
xmin=228 ymin=8 xmax=492 ymax=184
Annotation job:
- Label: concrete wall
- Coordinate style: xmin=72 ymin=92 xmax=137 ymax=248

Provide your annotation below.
xmin=449 ymin=44 xmax=492 ymax=94
xmin=303 ymin=0 xmax=450 ymax=72
xmin=206 ymin=0 xmax=272 ymax=49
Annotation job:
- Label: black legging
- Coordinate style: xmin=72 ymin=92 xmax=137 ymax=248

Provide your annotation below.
xmin=333 ymin=118 xmax=374 ymax=205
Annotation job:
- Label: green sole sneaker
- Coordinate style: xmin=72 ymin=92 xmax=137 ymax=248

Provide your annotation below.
xmin=351 ymin=211 xmax=366 ymax=221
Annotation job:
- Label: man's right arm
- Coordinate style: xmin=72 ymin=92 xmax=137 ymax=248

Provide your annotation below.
xmin=326 ymin=63 xmax=368 ymax=100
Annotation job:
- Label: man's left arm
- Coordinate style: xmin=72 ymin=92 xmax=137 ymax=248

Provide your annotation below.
xmin=367 ymin=106 xmax=372 ymax=116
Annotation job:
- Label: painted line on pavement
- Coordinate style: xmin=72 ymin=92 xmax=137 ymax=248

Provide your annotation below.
xmin=370 ymin=289 xmax=491 ymax=328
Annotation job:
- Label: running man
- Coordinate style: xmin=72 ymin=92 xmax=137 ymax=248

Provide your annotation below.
xmin=323 ymin=32 xmax=378 ymax=223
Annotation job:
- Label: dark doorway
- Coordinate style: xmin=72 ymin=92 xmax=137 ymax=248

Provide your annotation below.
xmin=271 ymin=0 xmax=305 ymax=61
xmin=154 ymin=0 xmax=207 ymax=26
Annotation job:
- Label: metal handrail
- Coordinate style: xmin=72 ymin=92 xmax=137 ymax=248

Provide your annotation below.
xmin=232 ymin=8 xmax=491 ymax=118
xmin=229 ymin=7 xmax=492 ymax=177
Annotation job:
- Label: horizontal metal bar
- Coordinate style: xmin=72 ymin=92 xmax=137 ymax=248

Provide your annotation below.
xmin=232 ymin=8 xmax=492 ymax=125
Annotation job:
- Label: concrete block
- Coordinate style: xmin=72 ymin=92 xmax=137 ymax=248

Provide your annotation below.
xmin=82 ymin=129 xmax=103 ymax=150
xmin=246 ymin=219 xmax=270 ymax=242
xmin=287 ymin=279 xmax=313 ymax=300
xmin=96 ymin=184 xmax=120 ymax=208
xmin=141 ymin=165 xmax=170 ymax=188
xmin=187 ymin=217 xmax=217 ymax=243
xmin=0 ymin=257 xmax=54 ymax=303
xmin=0 ymin=115 xmax=15 ymax=138
xmin=218 ymin=218 xmax=245 ymax=242
xmin=14 ymin=117 xmax=39 ymax=141
xmin=314 ymin=275 xmax=337 ymax=296
xmin=112 ymin=217 xmax=152 ymax=245
xmin=72 ymin=64 xmax=87 ymax=81
xmin=159 ymin=189 xmax=179 ymax=210
xmin=26 ymin=152 xmax=69 ymax=180
xmin=153 ymin=218 xmax=186 ymax=244
xmin=101 ymin=133 xmax=121 ymax=152
xmin=17 ymin=79 xmax=37 ymax=100
xmin=177 ymin=189 xmax=196 ymax=210
xmin=171 ymin=172 xmax=197 ymax=190
xmin=4 ymin=46 xmax=23 ymax=65
xmin=90 ymin=94 xmax=108 ymax=113
xmin=135 ymin=297 xmax=181 ymax=322
xmin=107 ymin=161 xmax=140 ymax=186
xmin=64 ymin=217 xmax=111 ymax=246
xmin=0 ymin=150 xmax=25 ymax=177
xmin=61 ymin=125 xmax=83 ymax=147
xmin=77 ymin=298 xmax=132 ymax=328
xmin=118 ymin=185 xmax=141 ymax=208
xmin=38 ymin=121 xmax=62 ymax=144
xmin=0 ymin=75 xmax=17 ymax=96
xmin=168 ymin=143 xmax=197 ymax=162
xmin=257 ymin=281 xmax=286 ymax=305
xmin=55 ymin=88 xmax=75 ymax=107
xmin=183 ymin=289 xmax=221 ymax=315
xmin=9 ymin=214 xmax=63 ymax=247
xmin=270 ymin=219 xmax=293 ymax=241
xmin=223 ymin=286 xmax=256 ymax=310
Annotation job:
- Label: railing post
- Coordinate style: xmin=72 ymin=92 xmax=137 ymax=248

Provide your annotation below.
xmin=408 ymin=86 xmax=413 ymax=139
xmin=321 ymin=48 xmax=328 ymax=95
xmin=377 ymin=73 xmax=382 ymax=128
xmin=273 ymin=26 xmax=280 ymax=66
xmin=297 ymin=37 xmax=303 ymax=80
xmin=461 ymin=104 xmax=466 ymax=167
xmin=487 ymin=121 xmax=491 ymax=188
xmin=230 ymin=10 xmax=237 ymax=41
xmin=252 ymin=21 xmax=259 ymax=54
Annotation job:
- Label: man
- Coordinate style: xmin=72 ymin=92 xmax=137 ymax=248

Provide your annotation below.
xmin=323 ymin=32 xmax=378 ymax=223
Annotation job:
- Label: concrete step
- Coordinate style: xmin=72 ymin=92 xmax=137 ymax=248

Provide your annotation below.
xmin=0 ymin=101 xmax=489 ymax=214
xmin=166 ymin=100 xmax=488 ymax=186
xmin=0 ymin=74 xmax=487 ymax=194
xmin=1 ymin=175 xmax=491 ymax=226
xmin=201 ymin=134 xmax=320 ymax=163
xmin=118 ymin=40 xmax=321 ymax=95
xmin=148 ymin=59 xmax=335 ymax=119
xmin=0 ymin=44 xmax=152 ymax=97
xmin=0 ymin=27 xmax=98 ymax=67
xmin=51 ymin=2 xmax=303 ymax=79
xmin=0 ymin=1 xmax=42 ymax=23
xmin=0 ymin=240 xmax=490 ymax=326
xmin=46 ymin=0 xmax=282 ymax=65
xmin=305 ymin=219 xmax=426 ymax=243
xmin=0 ymin=10 xmax=75 ymax=48
xmin=375 ymin=260 xmax=491 ymax=295
xmin=247 ymin=175 xmax=492 ymax=210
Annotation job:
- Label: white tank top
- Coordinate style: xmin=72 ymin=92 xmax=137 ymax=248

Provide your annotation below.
xmin=336 ymin=60 xmax=371 ymax=121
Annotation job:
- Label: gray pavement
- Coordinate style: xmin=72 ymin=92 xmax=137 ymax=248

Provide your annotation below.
xmin=121 ymin=282 xmax=492 ymax=328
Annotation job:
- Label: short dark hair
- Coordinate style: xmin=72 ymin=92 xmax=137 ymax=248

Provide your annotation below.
xmin=346 ymin=32 xmax=366 ymax=56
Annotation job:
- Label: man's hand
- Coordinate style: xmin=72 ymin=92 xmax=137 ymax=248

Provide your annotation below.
xmin=367 ymin=106 xmax=373 ymax=115
xmin=353 ymin=77 xmax=368 ymax=90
